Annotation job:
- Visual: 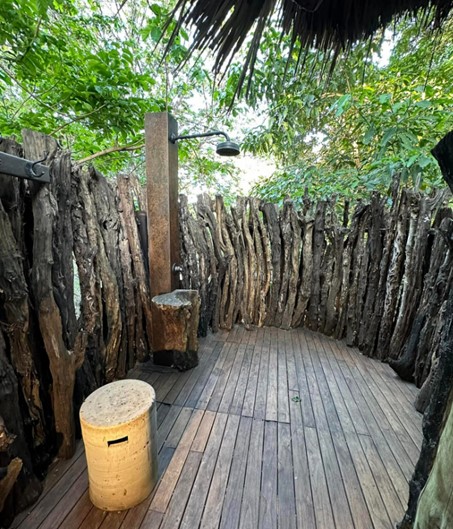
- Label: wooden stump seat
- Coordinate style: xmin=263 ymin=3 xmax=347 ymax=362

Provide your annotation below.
xmin=151 ymin=289 xmax=200 ymax=371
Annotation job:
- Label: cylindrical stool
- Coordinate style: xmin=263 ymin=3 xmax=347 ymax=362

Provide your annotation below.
xmin=80 ymin=379 xmax=158 ymax=511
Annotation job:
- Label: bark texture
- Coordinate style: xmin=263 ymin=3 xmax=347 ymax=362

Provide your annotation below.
xmin=180 ymin=185 xmax=451 ymax=394
xmin=0 ymin=133 xmax=152 ymax=524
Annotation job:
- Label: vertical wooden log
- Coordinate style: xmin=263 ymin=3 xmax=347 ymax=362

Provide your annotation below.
xmin=179 ymin=196 xmax=200 ymax=292
xmin=117 ymin=175 xmax=153 ymax=362
xmin=366 ymin=179 xmax=400 ymax=356
xmin=307 ymin=201 xmax=326 ymax=330
xmin=318 ymin=203 xmax=335 ymax=333
xmin=255 ymin=200 xmax=272 ymax=327
xmin=324 ymin=207 xmax=347 ymax=336
xmin=240 ymin=198 xmax=257 ymax=326
xmin=292 ymin=212 xmax=314 ymax=328
xmin=184 ymin=200 xmax=210 ymax=335
xmin=345 ymin=206 xmax=369 ymax=346
xmin=230 ymin=201 xmax=247 ymax=325
xmin=23 ymin=130 xmax=87 ymax=459
xmin=90 ymin=171 xmax=126 ymax=379
xmin=376 ymin=189 xmax=410 ymax=358
xmin=72 ymin=169 xmax=105 ymax=389
xmin=357 ymin=195 xmax=385 ymax=352
xmin=261 ymin=203 xmax=282 ymax=327
xmin=217 ymin=196 xmax=238 ymax=330
xmin=282 ymin=200 xmax=301 ymax=330
xmin=78 ymin=171 xmax=121 ymax=383
xmin=334 ymin=202 xmax=368 ymax=339
xmin=0 ymin=139 xmax=25 ymax=256
xmin=197 ymin=194 xmax=224 ymax=332
xmin=390 ymin=191 xmax=447 ymax=359
xmin=0 ymin=199 xmax=46 ymax=447
xmin=390 ymin=213 xmax=452 ymax=383
xmin=415 ymin=260 xmax=453 ymax=385
xmin=0 ymin=330 xmax=42 ymax=525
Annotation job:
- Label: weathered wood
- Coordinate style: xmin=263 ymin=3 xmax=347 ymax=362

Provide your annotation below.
xmin=13 ymin=326 xmax=425 ymax=529
xmin=71 ymin=169 xmax=104 ymax=391
xmin=0 ymin=199 xmax=46 ymax=446
xmin=390 ymin=216 xmax=453 ymax=383
xmin=151 ymin=290 xmax=200 ymax=371
xmin=398 ymin=295 xmax=453 ymax=529
xmin=389 ymin=192 xmax=444 ymax=359
xmin=242 ymin=198 xmax=257 ymax=327
xmin=414 ymin=351 xmax=439 ymax=414
xmin=345 ymin=204 xmax=369 ymax=346
xmin=358 ymin=194 xmax=384 ymax=350
xmin=24 ymin=130 xmax=87 ymax=460
xmin=292 ymin=212 xmax=313 ymax=327
xmin=305 ymin=201 xmax=325 ymax=330
xmin=261 ymin=203 xmax=281 ymax=327
xmin=117 ymin=175 xmax=153 ymax=362
xmin=217 ymin=196 xmax=237 ymax=330
xmin=88 ymin=169 xmax=123 ymax=381
xmin=318 ymin=204 xmax=335 ymax=334
xmin=198 ymin=194 xmax=224 ymax=333
xmin=228 ymin=203 xmax=245 ymax=326
xmin=281 ymin=200 xmax=301 ymax=330
xmin=0 ymin=329 xmax=42 ymax=525
xmin=377 ymin=189 xmax=410 ymax=358
xmin=0 ymin=139 xmax=26 ymax=264
xmin=399 ymin=129 xmax=453 ymax=529
xmin=366 ymin=179 xmax=400 ymax=356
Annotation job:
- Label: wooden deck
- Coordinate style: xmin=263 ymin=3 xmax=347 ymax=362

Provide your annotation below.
xmin=12 ymin=326 xmax=422 ymax=529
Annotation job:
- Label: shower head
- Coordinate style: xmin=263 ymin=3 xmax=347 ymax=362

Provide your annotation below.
xmin=170 ymin=130 xmax=240 ymax=157
xmin=216 ymin=140 xmax=240 ymax=156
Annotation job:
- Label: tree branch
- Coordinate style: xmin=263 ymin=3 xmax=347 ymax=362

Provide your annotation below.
xmin=50 ymin=104 xmax=108 ymax=135
xmin=75 ymin=142 xmax=145 ymax=165
xmin=0 ymin=65 xmax=68 ymax=117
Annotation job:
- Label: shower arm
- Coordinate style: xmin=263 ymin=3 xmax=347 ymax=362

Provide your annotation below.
xmin=169 ymin=130 xmax=231 ymax=143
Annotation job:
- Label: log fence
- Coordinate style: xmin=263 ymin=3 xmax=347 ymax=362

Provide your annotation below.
xmin=0 ymin=131 xmax=150 ymax=525
xmin=1 ymin=128 xmax=453 ymax=526
xmin=179 ymin=188 xmax=453 ymax=392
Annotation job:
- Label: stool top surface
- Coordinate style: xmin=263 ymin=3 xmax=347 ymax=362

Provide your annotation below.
xmin=152 ymin=289 xmax=198 ymax=308
xmin=80 ymin=379 xmax=155 ymax=428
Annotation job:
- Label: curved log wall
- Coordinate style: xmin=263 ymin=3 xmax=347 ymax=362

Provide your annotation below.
xmin=1 ymin=128 xmax=452 ymax=528
xmin=180 ymin=188 xmax=452 ymax=391
xmin=0 ymin=131 xmax=151 ymax=525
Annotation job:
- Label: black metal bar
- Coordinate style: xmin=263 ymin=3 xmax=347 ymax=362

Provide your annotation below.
xmin=0 ymin=152 xmax=50 ymax=183
xmin=169 ymin=130 xmax=230 ymax=143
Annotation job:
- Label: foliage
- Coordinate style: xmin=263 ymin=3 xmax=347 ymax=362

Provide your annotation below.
xmin=0 ymin=0 xmax=241 ymax=194
xmin=246 ymin=16 xmax=453 ymax=202
xmin=1 ymin=2 xmax=451 ymax=202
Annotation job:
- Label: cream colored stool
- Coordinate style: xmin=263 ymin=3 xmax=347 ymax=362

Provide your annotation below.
xmin=80 ymin=379 xmax=157 ymax=511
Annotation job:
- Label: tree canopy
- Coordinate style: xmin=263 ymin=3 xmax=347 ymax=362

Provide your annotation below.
xmin=0 ymin=1 xmax=452 ymax=202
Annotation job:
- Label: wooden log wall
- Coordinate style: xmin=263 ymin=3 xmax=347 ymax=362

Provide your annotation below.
xmin=179 ymin=189 xmax=452 ymax=391
xmin=0 ymin=131 xmax=151 ymax=525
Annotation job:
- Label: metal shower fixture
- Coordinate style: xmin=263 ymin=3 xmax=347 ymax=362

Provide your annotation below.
xmin=169 ymin=130 xmax=240 ymax=157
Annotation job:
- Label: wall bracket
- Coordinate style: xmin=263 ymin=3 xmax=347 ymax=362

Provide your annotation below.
xmin=0 ymin=152 xmax=50 ymax=183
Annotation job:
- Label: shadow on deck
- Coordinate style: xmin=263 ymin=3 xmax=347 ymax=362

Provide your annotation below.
xmin=12 ymin=326 xmax=422 ymax=529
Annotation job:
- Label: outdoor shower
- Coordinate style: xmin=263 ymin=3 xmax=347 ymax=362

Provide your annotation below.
xmin=169 ymin=130 xmax=240 ymax=156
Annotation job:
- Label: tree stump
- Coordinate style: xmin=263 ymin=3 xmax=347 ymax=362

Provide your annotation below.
xmin=151 ymin=290 xmax=200 ymax=371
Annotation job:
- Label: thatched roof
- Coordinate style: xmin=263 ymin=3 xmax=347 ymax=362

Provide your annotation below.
xmin=168 ymin=0 xmax=452 ymax=93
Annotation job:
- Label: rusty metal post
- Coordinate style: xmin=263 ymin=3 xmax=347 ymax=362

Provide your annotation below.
xmin=145 ymin=112 xmax=180 ymax=297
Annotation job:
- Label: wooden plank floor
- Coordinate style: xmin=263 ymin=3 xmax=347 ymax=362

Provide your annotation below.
xmin=13 ymin=327 xmax=422 ymax=529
